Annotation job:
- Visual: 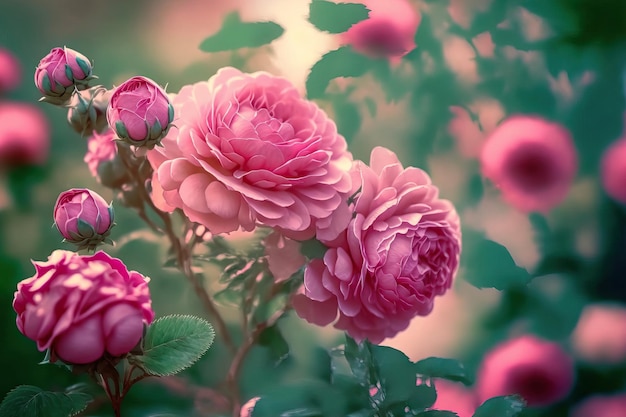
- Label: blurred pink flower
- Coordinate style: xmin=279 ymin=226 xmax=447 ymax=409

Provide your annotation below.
xmin=264 ymin=231 xmax=306 ymax=282
xmin=293 ymin=147 xmax=461 ymax=343
xmin=0 ymin=48 xmax=22 ymax=93
xmin=572 ymin=303 xmax=626 ymax=364
xmin=84 ymin=129 xmax=129 ymax=189
xmin=147 ymin=67 xmax=353 ymax=239
xmin=480 ymin=115 xmax=578 ymax=213
xmin=341 ymin=0 xmax=420 ymax=59
xmin=13 ymin=250 xmax=154 ymax=364
xmin=571 ymin=392 xmax=626 ymax=417
xmin=0 ymin=102 xmax=50 ymax=168
xmin=432 ymin=379 xmax=478 ymax=417
xmin=477 ymin=335 xmax=575 ymax=407
xmin=600 ymin=138 xmax=626 ymax=204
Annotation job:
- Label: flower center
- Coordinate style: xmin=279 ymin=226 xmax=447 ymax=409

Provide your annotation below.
xmin=504 ymin=143 xmax=558 ymax=193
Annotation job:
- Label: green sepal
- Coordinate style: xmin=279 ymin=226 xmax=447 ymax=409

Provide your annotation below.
xmin=75 ymin=56 xmax=92 ymax=78
xmin=150 ymin=119 xmax=163 ymax=140
xmin=115 ymin=120 xmax=129 ymax=139
xmin=76 ymin=218 xmax=96 ymax=238
xmin=168 ymin=103 xmax=175 ymax=123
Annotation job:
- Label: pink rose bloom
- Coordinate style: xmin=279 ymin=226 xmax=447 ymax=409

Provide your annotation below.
xmin=13 ymin=250 xmax=154 ymax=364
xmin=0 ymin=48 xmax=22 ymax=93
xmin=107 ymin=76 xmax=173 ymax=147
xmin=480 ymin=115 xmax=578 ymax=213
xmin=572 ymin=303 xmax=626 ymax=364
xmin=84 ymin=129 xmax=130 ymax=188
xmin=341 ymin=0 xmax=420 ymax=59
xmin=147 ymin=67 xmax=353 ymax=239
xmin=0 ymin=102 xmax=50 ymax=167
xmin=264 ymin=231 xmax=306 ymax=282
xmin=34 ymin=46 xmax=92 ymax=102
xmin=571 ymin=392 xmax=626 ymax=417
xmin=600 ymin=138 xmax=626 ymax=204
xmin=432 ymin=379 xmax=478 ymax=417
xmin=293 ymin=147 xmax=461 ymax=343
xmin=476 ymin=335 xmax=575 ymax=407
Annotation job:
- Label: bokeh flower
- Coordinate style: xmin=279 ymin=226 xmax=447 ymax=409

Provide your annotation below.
xmin=84 ymin=129 xmax=130 ymax=189
xmin=13 ymin=250 xmax=154 ymax=364
xmin=571 ymin=392 xmax=626 ymax=417
xmin=431 ymin=379 xmax=478 ymax=417
xmin=147 ymin=67 xmax=353 ymax=239
xmin=34 ymin=46 xmax=92 ymax=104
xmin=600 ymin=138 xmax=626 ymax=204
xmin=293 ymin=146 xmax=461 ymax=343
xmin=0 ymin=102 xmax=50 ymax=168
xmin=476 ymin=335 xmax=575 ymax=407
xmin=572 ymin=303 xmax=626 ymax=364
xmin=480 ymin=115 xmax=578 ymax=213
xmin=0 ymin=48 xmax=22 ymax=93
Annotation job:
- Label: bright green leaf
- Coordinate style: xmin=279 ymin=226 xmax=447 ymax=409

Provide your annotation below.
xmin=199 ymin=12 xmax=284 ymax=52
xmin=414 ymin=357 xmax=473 ymax=386
xmin=472 ymin=395 xmax=525 ymax=417
xmin=137 ymin=315 xmax=215 ymax=376
xmin=308 ymin=1 xmax=370 ymax=33
xmin=370 ymin=345 xmax=415 ymax=405
xmin=0 ymin=385 xmax=92 ymax=417
xmin=306 ymin=46 xmax=373 ymax=99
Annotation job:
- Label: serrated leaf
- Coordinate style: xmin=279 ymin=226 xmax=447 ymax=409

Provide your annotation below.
xmin=199 ymin=11 xmax=284 ymax=52
xmin=0 ymin=385 xmax=92 ymax=417
xmin=472 ymin=395 xmax=525 ymax=417
xmin=137 ymin=315 xmax=215 ymax=376
xmin=414 ymin=357 xmax=473 ymax=386
xmin=308 ymin=1 xmax=370 ymax=33
xmin=306 ymin=46 xmax=373 ymax=99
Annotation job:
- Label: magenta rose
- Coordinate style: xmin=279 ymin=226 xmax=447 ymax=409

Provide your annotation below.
xmin=13 ymin=250 xmax=154 ymax=364
xmin=0 ymin=48 xmax=22 ymax=93
xmin=147 ymin=67 xmax=353 ymax=239
xmin=84 ymin=129 xmax=130 ymax=189
xmin=34 ymin=46 xmax=92 ymax=103
xmin=293 ymin=147 xmax=461 ymax=343
xmin=476 ymin=335 xmax=575 ymax=407
xmin=106 ymin=76 xmax=174 ymax=147
xmin=600 ymin=138 xmax=626 ymax=204
xmin=0 ymin=102 xmax=50 ymax=167
xmin=53 ymin=188 xmax=114 ymax=251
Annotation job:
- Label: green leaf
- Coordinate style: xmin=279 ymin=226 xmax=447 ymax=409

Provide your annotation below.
xmin=308 ymin=0 xmax=370 ymax=33
xmin=416 ymin=411 xmax=459 ymax=417
xmin=407 ymin=384 xmax=437 ymax=411
xmin=258 ymin=324 xmax=290 ymax=366
xmin=199 ymin=11 xmax=284 ymax=52
xmin=137 ymin=315 xmax=215 ymax=376
xmin=414 ymin=357 xmax=473 ymax=386
xmin=306 ymin=46 xmax=373 ymax=99
xmin=0 ymin=385 xmax=92 ymax=417
xmin=370 ymin=345 xmax=415 ymax=405
xmin=472 ymin=395 xmax=525 ymax=417
xmin=332 ymin=98 xmax=362 ymax=143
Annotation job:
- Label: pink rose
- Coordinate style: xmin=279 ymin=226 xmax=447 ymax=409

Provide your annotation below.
xmin=84 ymin=129 xmax=130 ymax=188
xmin=293 ymin=147 xmax=461 ymax=343
xmin=263 ymin=231 xmax=306 ymax=282
xmin=0 ymin=102 xmax=50 ymax=167
xmin=0 ymin=48 xmax=22 ymax=93
xmin=147 ymin=67 xmax=353 ymax=239
xmin=431 ymin=380 xmax=478 ymax=417
xmin=53 ymin=188 xmax=114 ymax=251
xmin=341 ymin=0 xmax=420 ymax=59
xmin=480 ymin=115 xmax=578 ymax=213
xmin=476 ymin=335 xmax=575 ymax=407
xmin=106 ymin=76 xmax=173 ymax=147
xmin=571 ymin=392 xmax=626 ymax=417
xmin=34 ymin=46 xmax=92 ymax=102
xmin=600 ymin=138 xmax=626 ymax=204
xmin=572 ymin=303 xmax=626 ymax=364
xmin=13 ymin=250 xmax=154 ymax=364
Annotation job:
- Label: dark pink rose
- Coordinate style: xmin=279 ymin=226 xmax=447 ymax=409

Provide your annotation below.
xmin=293 ymin=147 xmax=461 ymax=343
xmin=13 ymin=250 xmax=154 ymax=364
xmin=106 ymin=76 xmax=173 ymax=147
xmin=600 ymin=138 xmax=626 ymax=204
xmin=34 ymin=46 xmax=92 ymax=102
xmin=84 ymin=129 xmax=130 ymax=189
xmin=341 ymin=0 xmax=420 ymax=59
xmin=53 ymin=188 xmax=114 ymax=251
xmin=571 ymin=392 xmax=626 ymax=417
xmin=0 ymin=102 xmax=50 ymax=167
xmin=147 ymin=67 xmax=353 ymax=240
xmin=476 ymin=335 xmax=575 ymax=407
xmin=480 ymin=115 xmax=578 ymax=213
xmin=0 ymin=48 xmax=22 ymax=93
xmin=572 ymin=303 xmax=626 ymax=364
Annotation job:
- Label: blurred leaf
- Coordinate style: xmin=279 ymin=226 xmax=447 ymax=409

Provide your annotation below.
xmin=251 ymin=380 xmax=348 ymax=417
xmin=306 ymin=46 xmax=373 ymax=99
xmin=370 ymin=345 xmax=415 ymax=405
xmin=199 ymin=12 xmax=284 ymax=52
xmin=136 ymin=315 xmax=214 ymax=376
xmin=308 ymin=1 xmax=370 ymax=33
xmin=407 ymin=383 xmax=437 ymax=411
xmin=414 ymin=357 xmax=473 ymax=386
xmin=0 ymin=385 xmax=92 ymax=417
xmin=332 ymin=97 xmax=362 ymax=143
xmin=300 ymin=239 xmax=328 ymax=259
xmin=416 ymin=411 xmax=459 ymax=417
xmin=363 ymin=97 xmax=377 ymax=117
xmin=472 ymin=395 xmax=525 ymax=417
xmin=258 ymin=324 xmax=290 ymax=366
xmin=342 ymin=336 xmax=373 ymax=383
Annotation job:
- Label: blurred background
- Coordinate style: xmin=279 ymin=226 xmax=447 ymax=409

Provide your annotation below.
xmin=1 ymin=0 xmax=626 ymax=416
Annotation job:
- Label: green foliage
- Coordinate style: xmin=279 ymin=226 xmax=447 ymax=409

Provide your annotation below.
xmin=370 ymin=345 xmax=415 ymax=405
xmin=332 ymin=95 xmax=362 ymax=143
xmin=306 ymin=46 xmax=374 ymax=99
xmin=199 ymin=11 xmax=284 ymax=52
xmin=308 ymin=0 xmax=370 ymax=33
xmin=258 ymin=324 xmax=290 ymax=366
xmin=472 ymin=395 xmax=525 ymax=417
xmin=414 ymin=357 xmax=473 ymax=386
xmin=0 ymin=385 xmax=92 ymax=417
xmin=134 ymin=315 xmax=215 ymax=376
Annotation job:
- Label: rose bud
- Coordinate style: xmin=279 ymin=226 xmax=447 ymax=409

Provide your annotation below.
xmin=0 ymin=102 xmax=50 ymax=168
xmin=67 ymin=86 xmax=110 ymax=136
xmin=34 ymin=46 xmax=93 ymax=105
xmin=476 ymin=335 xmax=575 ymax=407
xmin=106 ymin=76 xmax=174 ymax=148
xmin=0 ymin=48 xmax=22 ymax=94
xmin=84 ymin=129 xmax=130 ymax=189
xmin=12 ymin=250 xmax=154 ymax=365
xmin=600 ymin=138 xmax=626 ymax=204
xmin=53 ymin=188 xmax=114 ymax=251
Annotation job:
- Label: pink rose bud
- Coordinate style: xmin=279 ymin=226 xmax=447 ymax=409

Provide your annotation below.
xmin=0 ymin=102 xmax=50 ymax=167
xmin=67 ymin=86 xmax=110 ymax=136
xmin=571 ymin=392 xmax=626 ymax=417
xmin=476 ymin=335 xmax=575 ymax=407
xmin=34 ymin=46 xmax=93 ymax=105
xmin=12 ymin=250 xmax=154 ymax=364
xmin=84 ymin=129 xmax=130 ymax=189
xmin=106 ymin=76 xmax=174 ymax=148
xmin=53 ymin=188 xmax=114 ymax=251
xmin=600 ymin=138 xmax=626 ymax=204
xmin=0 ymin=48 xmax=22 ymax=93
